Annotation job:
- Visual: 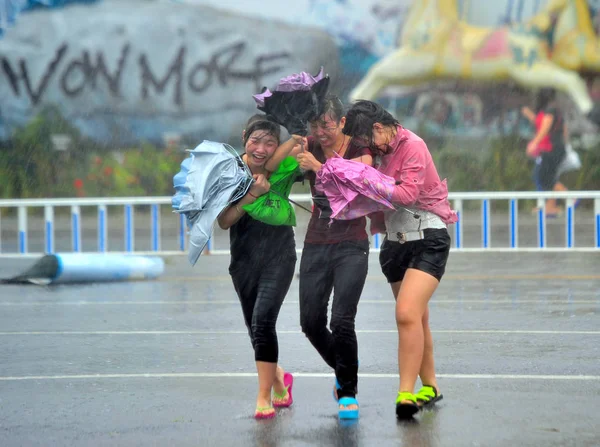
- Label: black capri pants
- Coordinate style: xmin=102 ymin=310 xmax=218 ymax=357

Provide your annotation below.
xmin=230 ymin=254 xmax=296 ymax=363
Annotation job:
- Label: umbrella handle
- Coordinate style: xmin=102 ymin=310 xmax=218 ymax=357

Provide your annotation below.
xmin=269 ymin=188 xmax=312 ymax=214
xmin=247 ymin=177 xmax=312 ymax=214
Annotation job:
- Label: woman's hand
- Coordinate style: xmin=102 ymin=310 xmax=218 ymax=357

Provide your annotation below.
xmin=291 ymin=134 xmax=306 ymax=144
xmin=290 ymin=136 xmax=307 ymax=157
xmin=249 ymin=174 xmax=270 ymax=197
xmin=297 ymin=152 xmax=322 ymax=172
xmin=526 ymin=141 xmax=538 ymax=157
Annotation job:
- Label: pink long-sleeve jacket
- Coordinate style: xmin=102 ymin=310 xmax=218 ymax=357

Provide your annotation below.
xmin=369 ymin=126 xmax=458 ymax=234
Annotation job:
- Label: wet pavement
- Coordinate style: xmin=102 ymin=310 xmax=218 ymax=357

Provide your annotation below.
xmin=0 ymin=252 xmax=599 ymax=446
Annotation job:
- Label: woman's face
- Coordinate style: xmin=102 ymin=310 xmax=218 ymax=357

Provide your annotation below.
xmin=370 ymin=123 xmax=393 ymax=153
xmin=244 ymin=129 xmax=279 ymax=168
xmin=309 ymin=113 xmax=346 ymax=149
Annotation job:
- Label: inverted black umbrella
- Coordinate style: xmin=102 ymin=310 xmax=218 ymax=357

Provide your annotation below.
xmin=253 ymin=67 xmax=331 ymax=136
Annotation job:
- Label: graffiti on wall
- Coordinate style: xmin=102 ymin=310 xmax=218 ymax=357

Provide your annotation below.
xmin=0 ymin=0 xmax=339 ymax=144
xmin=2 ymin=0 xmax=600 ymax=144
xmin=1 ymin=41 xmax=290 ymax=107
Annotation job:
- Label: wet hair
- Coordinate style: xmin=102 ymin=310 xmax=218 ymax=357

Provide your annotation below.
xmin=242 ymin=114 xmax=281 ymax=147
xmin=342 ymin=100 xmax=399 ymax=149
xmin=312 ymin=95 xmax=345 ymax=124
xmin=534 ymin=88 xmax=556 ymax=112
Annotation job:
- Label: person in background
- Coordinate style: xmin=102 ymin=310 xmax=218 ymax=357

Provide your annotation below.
xmin=521 ymin=88 xmax=569 ymax=217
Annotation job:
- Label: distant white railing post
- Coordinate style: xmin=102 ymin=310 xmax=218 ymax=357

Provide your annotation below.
xmin=71 ymin=205 xmax=81 ymax=252
xmin=566 ymin=198 xmax=575 ymax=248
xmin=453 ymin=199 xmax=463 ymax=249
xmin=481 ymin=199 xmax=491 ymax=249
xmin=44 ymin=205 xmax=54 ymax=254
xmin=98 ymin=205 xmax=107 ymax=252
xmin=536 ymin=198 xmax=546 ymax=249
xmin=509 ymin=199 xmax=518 ymax=249
xmin=151 ymin=204 xmax=161 ymax=252
xmin=18 ymin=206 xmax=27 ymax=254
xmin=124 ymin=204 xmax=134 ymax=252
xmin=179 ymin=213 xmax=186 ymax=252
xmin=595 ymin=198 xmax=600 ymax=249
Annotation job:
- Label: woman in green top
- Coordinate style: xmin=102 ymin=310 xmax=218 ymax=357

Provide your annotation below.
xmin=217 ymin=115 xmax=302 ymax=419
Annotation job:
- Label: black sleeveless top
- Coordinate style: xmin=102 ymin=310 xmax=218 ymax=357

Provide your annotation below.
xmin=228 ymin=209 xmax=296 ymax=272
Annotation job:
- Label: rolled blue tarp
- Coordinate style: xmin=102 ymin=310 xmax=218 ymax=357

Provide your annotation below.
xmin=1 ymin=253 xmax=165 ymax=285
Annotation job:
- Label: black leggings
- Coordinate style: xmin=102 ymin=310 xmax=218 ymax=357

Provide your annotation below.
xmin=299 ymin=240 xmax=369 ymax=399
xmin=230 ymin=256 xmax=296 ymax=363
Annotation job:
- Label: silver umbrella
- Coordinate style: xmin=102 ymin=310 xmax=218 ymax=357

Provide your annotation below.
xmin=172 ymin=140 xmax=253 ymax=265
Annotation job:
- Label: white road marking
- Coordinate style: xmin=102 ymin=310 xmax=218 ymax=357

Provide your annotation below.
xmin=0 ymin=372 xmax=598 ymax=381
xmin=0 ymin=329 xmax=598 ymax=336
xmin=0 ymin=299 xmax=597 ymax=306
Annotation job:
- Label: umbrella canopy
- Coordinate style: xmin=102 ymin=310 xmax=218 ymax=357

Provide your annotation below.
xmin=172 ymin=140 xmax=253 ymax=266
xmin=315 ymin=156 xmax=398 ymax=223
xmin=252 ymin=67 xmax=330 ymax=136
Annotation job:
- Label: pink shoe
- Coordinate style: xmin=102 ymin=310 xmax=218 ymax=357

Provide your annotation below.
xmin=254 ymin=406 xmax=275 ymax=420
xmin=273 ymin=372 xmax=294 ymax=408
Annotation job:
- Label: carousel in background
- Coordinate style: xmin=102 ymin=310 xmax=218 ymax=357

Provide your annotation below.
xmin=350 ymin=0 xmax=600 ymax=145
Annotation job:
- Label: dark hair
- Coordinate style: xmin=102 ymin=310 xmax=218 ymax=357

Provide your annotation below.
xmin=243 ymin=114 xmax=281 ymax=146
xmin=311 ymin=95 xmax=345 ymax=124
xmin=342 ymin=100 xmax=399 ymax=148
xmin=534 ymin=88 xmax=556 ymax=112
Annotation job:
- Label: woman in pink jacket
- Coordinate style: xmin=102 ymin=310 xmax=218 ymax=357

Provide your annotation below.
xmin=342 ymin=100 xmax=458 ymax=419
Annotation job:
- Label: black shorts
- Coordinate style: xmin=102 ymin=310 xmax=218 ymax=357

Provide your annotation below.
xmin=379 ymin=228 xmax=451 ymax=283
xmin=538 ymin=147 xmax=565 ymax=191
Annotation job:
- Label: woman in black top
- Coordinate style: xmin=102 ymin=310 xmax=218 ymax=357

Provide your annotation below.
xmin=217 ymin=115 xmax=300 ymax=419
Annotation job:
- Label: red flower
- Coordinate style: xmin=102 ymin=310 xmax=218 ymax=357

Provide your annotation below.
xmin=73 ymin=178 xmax=84 ymax=189
xmin=103 ymin=166 xmax=113 ymax=176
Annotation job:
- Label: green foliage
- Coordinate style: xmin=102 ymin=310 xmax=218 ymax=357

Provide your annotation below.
xmin=0 ymin=107 xmax=185 ymax=199
xmin=81 ymin=144 xmax=184 ymax=197
xmin=0 ymin=107 xmax=598 ymax=201
xmin=0 ymin=105 xmax=89 ymax=198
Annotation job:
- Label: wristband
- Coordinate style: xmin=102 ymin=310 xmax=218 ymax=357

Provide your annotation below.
xmin=248 ymin=192 xmax=258 ymax=199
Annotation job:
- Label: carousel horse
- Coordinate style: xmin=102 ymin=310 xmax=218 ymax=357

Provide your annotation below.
xmin=349 ymin=0 xmax=600 ymax=122
xmin=548 ymin=0 xmax=600 ymax=73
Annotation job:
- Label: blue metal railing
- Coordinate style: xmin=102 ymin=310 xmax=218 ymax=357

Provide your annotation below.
xmin=0 ymin=192 xmax=599 ymax=256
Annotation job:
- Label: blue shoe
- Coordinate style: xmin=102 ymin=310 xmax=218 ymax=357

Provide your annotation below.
xmin=338 ymin=397 xmax=359 ymax=419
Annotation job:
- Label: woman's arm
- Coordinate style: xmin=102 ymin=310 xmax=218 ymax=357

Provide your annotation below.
xmin=298 ymin=145 xmax=373 ymax=172
xmin=350 ymin=154 xmax=373 ymax=166
xmin=264 ymin=135 xmax=305 ymax=173
xmin=217 ymin=174 xmax=270 ymax=229
xmin=521 ymin=107 xmax=536 ymax=125
xmin=217 ymin=194 xmax=258 ymax=230
xmin=388 ymin=142 xmax=427 ymax=206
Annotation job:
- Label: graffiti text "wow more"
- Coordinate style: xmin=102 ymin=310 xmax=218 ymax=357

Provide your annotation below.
xmin=1 ymin=41 xmax=291 ymax=107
